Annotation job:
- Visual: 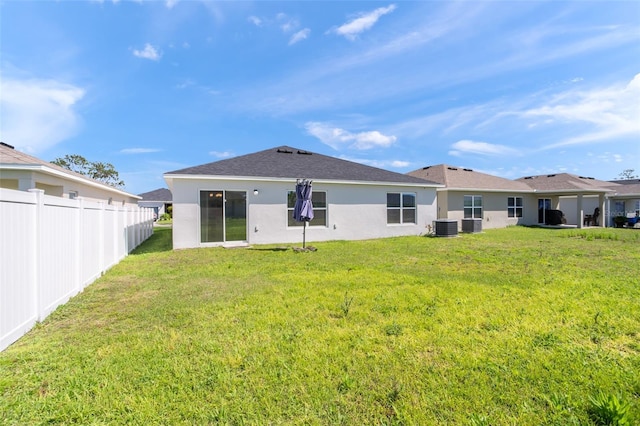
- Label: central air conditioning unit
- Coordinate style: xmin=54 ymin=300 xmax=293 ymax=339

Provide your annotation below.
xmin=434 ymin=219 xmax=458 ymax=237
xmin=462 ymin=218 xmax=482 ymax=233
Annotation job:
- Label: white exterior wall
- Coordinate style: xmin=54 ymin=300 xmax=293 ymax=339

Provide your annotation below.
xmin=170 ymin=178 xmax=437 ymax=249
xmin=0 ymin=188 xmax=154 ymax=352
xmin=441 ymin=191 xmax=534 ymax=230
xmin=559 ymin=196 xmax=601 ymax=225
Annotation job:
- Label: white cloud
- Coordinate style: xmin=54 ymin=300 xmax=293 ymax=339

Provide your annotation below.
xmin=524 ymin=73 xmax=640 ymax=149
xmin=280 ymin=19 xmax=299 ymax=33
xmin=132 ymin=43 xmax=161 ymax=61
xmin=210 ymin=151 xmax=234 ymax=158
xmin=330 ymin=4 xmax=397 ymax=41
xmin=248 ymin=16 xmax=262 ymax=27
xmin=448 ymin=140 xmax=520 ymax=157
xmin=120 ymin=148 xmax=162 ymax=154
xmin=0 ymin=78 xmax=85 ymax=153
xmin=175 ymin=79 xmax=195 ymax=89
xmin=289 ymin=29 xmax=310 ymax=45
xmin=338 ymin=155 xmax=410 ymax=169
xmin=305 ymin=122 xmax=396 ymax=150
xmin=166 ymin=0 xmax=178 ymax=9
xmin=391 ymin=160 xmax=410 ymax=168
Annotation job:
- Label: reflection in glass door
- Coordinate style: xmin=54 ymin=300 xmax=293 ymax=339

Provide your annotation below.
xmin=538 ymin=198 xmax=551 ymax=224
xmin=224 ymin=191 xmax=247 ymax=242
xmin=200 ymin=190 xmax=246 ymax=243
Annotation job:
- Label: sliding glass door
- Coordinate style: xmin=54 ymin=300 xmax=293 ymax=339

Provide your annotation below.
xmin=538 ymin=198 xmax=551 ymax=224
xmin=200 ymin=190 xmax=246 ymax=243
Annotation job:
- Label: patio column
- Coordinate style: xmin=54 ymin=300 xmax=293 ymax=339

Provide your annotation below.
xmin=599 ymin=194 xmax=605 ymax=227
xmin=577 ymin=193 xmax=584 ymax=229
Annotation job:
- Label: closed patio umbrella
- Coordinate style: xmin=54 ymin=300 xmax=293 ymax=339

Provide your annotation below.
xmin=293 ymin=179 xmax=314 ymax=248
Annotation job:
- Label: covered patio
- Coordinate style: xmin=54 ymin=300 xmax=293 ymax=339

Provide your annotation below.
xmin=517 ymin=174 xmax=610 ymax=229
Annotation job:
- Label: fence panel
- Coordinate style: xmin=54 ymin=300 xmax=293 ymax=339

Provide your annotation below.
xmin=0 ymin=190 xmax=38 ymax=352
xmin=40 ymin=196 xmax=81 ymax=320
xmin=81 ymin=202 xmax=103 ymax=287
xmin=0 ymin=188 xmax=153 ymax=351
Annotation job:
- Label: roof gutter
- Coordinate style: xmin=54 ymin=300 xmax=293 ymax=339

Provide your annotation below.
xmin=439 ymin=187 xmax=535 ymax=193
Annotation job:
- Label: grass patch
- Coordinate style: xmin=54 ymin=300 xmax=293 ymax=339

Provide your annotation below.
xmin=1 ymin=227 xmax=639 ymax=424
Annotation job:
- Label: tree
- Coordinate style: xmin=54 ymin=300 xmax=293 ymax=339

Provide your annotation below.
xmin=617 ymin=169 xmax=638 ymax=180
xmin=51 ymin=154 xmax=125 ymax=188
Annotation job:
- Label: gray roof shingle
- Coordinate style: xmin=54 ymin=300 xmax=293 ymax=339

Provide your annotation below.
xmin=407 ymin=164 xmax=532 ymax=191
xmin=605 ymin=180 xmax=640 ymax=196
xmin=516 ymin=173 xmax=614 ymax=193
xmin=138 ymin=188 xmax=172 ymax=201
xmin=166 ymin=146 xmax=439 ymax=186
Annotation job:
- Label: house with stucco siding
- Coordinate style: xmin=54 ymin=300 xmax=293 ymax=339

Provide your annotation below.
xmin=164 ymin=146 xmax=441 ymax=249
xmin=407 ymin=165 xmax=535 ymax=230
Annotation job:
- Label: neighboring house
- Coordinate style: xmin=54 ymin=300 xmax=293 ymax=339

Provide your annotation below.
xmin=606 ymin=179 xmax=640 ymax=224
xmin=407 ymin=166 xmax=623 ymax=229
xmin=164 ymin=146 xmax=441 ymax=249
xmin=138 ymin=188 xmax=172 ymax=220
xmin=515 ymin=173 xmax=611 ymax=228
xmin=0 ymin=142 xmax=140 ymax=204
xmin=407 ymin=165 xmax=534 ymax=230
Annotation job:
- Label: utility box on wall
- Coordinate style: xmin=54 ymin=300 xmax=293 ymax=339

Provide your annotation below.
xmin=462 ymin=218 xmax=482 ymax=233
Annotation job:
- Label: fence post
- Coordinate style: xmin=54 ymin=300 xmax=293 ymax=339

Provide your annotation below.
xmin=76 ymin=197 xmax=83 ymax=292
xmin=27 ymin=189 xmax=44 ymax=321
xmin=98 ymin=201 xmax=105 ymax=276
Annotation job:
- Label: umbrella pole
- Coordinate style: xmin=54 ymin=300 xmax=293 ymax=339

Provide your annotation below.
xmin=303 ymin=221 xmax=306 ymax=248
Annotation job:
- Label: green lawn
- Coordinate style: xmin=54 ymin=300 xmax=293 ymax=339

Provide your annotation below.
xmin=1 ymin=227 xmax=639 ymax=425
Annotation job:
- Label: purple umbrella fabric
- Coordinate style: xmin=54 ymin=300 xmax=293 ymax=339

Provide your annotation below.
xmin=293 ymin=179 xmax=314 ymax=222
xmin=293 ymin=179 xmax=313 ymax=248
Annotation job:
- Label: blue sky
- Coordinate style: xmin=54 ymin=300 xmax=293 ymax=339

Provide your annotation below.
xmin=1 ymin=0 xmax=639 ymax=194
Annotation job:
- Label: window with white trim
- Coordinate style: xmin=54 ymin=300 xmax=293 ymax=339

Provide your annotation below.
xmin=287 ymin=191 xmax=327 ymax=227
xmin=387 ymin=192 xmax=416 ymax=224
xmin=464 ymin=195 xmax=482 ymax=219
xmin=508 ymin=196 xmax=523 ymax=218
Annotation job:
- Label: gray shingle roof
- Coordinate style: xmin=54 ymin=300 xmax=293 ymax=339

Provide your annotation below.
xmin=606 ymin=180 xmax=640 ymax=196
xmin=166 ymin=146 xmax=439 ymax=185
xmin=407 ymin=164 xmax=532 ymax=191
xmin=138 ymin=188 xmax=172 ymax=201
xmin=516 ymin=173 xmax=614 ymax=193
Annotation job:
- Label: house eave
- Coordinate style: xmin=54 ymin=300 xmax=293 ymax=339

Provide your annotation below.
xmin=438 ymin=187 xmax=535 ymax=194
xmin=163 ymin=173 xmax=443 ymax=188
xmin=531 ymin=189 xmax=612 ymax=195
xmin=1 ymin=164 xmax=141 ymax=200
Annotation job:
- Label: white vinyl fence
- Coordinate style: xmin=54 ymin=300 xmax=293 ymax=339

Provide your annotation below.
xmin=1 ymin=188 xmax=154 ymax=351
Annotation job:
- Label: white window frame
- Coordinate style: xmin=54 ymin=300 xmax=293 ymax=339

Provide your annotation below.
xmin=508 ymin=196 xmax=523 ymax=218
xmin=387 ymin=192 xmax=417 ymax=225
xmin=464 ymin=195 xmax=483 ymax=219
